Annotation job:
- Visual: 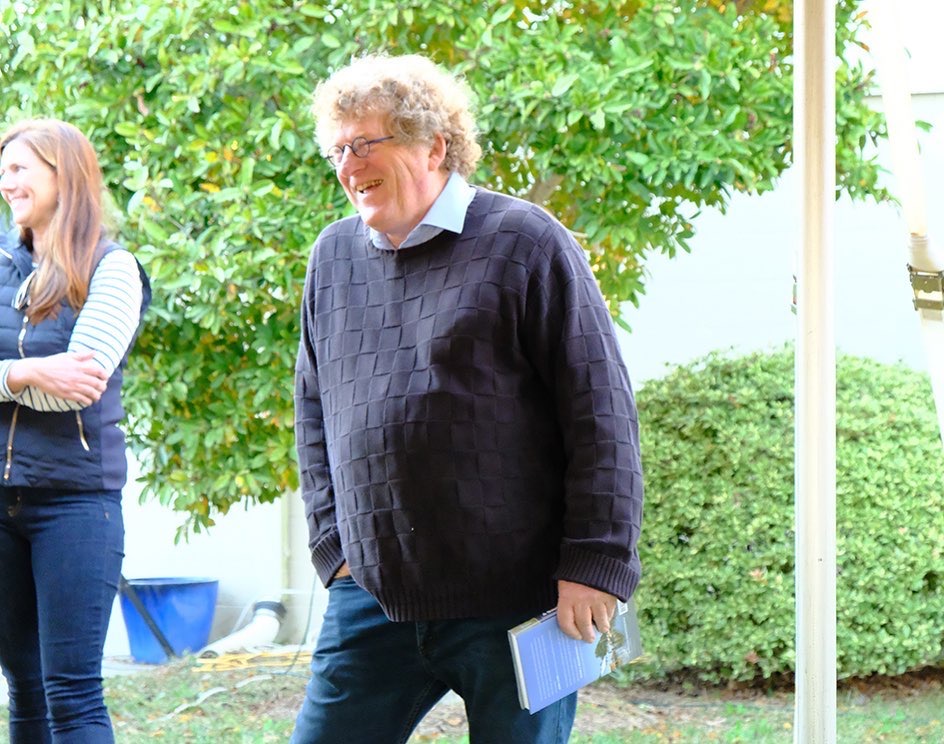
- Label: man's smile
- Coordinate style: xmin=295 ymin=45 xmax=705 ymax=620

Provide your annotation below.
xmin=355 ymin=179 xmax=383 ymax=195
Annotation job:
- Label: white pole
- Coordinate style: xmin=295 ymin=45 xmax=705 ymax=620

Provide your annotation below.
xmin=793 ymin=0 xmax=837 ymax=741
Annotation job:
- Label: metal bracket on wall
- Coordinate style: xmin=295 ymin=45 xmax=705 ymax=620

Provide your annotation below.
xmin=908 ymin=264 xmax=944 ymax=311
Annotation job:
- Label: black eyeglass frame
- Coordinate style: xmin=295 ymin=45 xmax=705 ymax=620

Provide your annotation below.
xmin=324 ymin=136 xmax=394 ymax=168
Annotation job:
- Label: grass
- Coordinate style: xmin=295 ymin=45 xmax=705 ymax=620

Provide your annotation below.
xmin=0 ymin=657 xmax=943 ymax=742
xmin=106 ymin=654 xmax=306 ymax=743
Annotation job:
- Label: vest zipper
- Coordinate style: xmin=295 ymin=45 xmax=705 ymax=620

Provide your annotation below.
xmin=4 ymin=316 xmax=29 ymax=481
xmin=75 ymin=412 xmax=90 ymax=451
xmin=17 ymin=314 xmax=27 ymax=356
xmin=4 ymin=404 xmax=19 ymax=482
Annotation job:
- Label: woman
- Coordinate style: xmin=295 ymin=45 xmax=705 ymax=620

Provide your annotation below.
xmin=0 ymin=119 xmax=150 ymax=743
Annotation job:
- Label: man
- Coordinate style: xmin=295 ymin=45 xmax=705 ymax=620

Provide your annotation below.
xmin=292 ymin=53 xmax=643 ymax=743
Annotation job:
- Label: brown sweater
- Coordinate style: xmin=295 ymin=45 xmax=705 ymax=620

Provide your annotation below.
xmin=295 ymin=188 xmax=643 ymax=622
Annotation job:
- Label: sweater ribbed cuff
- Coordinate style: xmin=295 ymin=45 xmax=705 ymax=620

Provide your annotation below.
xmin=310 ymin=530 xmax=345 ymax=588
xmin=554 ymin=544 xmax=640 ymax=601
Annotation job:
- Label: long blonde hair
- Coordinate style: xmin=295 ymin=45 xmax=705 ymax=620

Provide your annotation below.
xmin=0 ymin=119 xmax=107 ymax=322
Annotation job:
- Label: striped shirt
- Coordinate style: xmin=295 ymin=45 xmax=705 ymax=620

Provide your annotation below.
xmin=0 ymin=250 xmax=144 ymax=410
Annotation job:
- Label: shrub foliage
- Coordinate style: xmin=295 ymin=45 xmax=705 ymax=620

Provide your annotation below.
xmin=0 ymin=1 xmax=887 ymax=531
xmin=635 ymin=348 xmax=944 ymax=682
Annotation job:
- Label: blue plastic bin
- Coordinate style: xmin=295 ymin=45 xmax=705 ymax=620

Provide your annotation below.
xmin=119 ymin=577 xmax=219 ymax=664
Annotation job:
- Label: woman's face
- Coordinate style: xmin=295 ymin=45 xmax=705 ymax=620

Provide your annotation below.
xmin=0 ymin=138 xmax=59 ymax=241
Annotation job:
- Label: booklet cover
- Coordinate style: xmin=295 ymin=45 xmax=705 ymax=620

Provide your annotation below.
xmin=507 ymin=598 xmax=643 ymax=713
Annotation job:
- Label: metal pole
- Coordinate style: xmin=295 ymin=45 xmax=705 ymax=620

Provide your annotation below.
xmin=793 ymin=0 xmax=837 ymax=742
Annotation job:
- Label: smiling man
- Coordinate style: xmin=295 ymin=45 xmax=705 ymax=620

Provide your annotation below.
xmin=291 ymin=53 xmax=644 ymax=744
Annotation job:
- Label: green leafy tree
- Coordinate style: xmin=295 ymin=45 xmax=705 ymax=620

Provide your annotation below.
xmin=0 ymin=0 xmax=887 ymax=533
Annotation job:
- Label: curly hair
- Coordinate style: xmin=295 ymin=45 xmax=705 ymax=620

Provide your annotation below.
xmin=311 ymin=53 xmax=482 ymax=178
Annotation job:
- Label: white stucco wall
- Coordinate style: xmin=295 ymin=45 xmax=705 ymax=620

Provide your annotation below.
xmin=620 ymin=92 xmax=943 ymax=385
xmin=104 ymin=457 xmax=326 ymax=657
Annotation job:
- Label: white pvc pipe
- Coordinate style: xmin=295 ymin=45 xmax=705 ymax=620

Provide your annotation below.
xmin=867 ymin=0 xmax=927 ymax=238
xmin=198 ymin=600 xmax=286 ymax=658
xmin=915 ymin=312 xmax=944 ymax=443
xmin=793 ymin=0 xmax=837 ymax=742
xmin=909 ymin=236 xmax=944 ymax=440
xmin=867 ymin=1 xmax=944 ymax=448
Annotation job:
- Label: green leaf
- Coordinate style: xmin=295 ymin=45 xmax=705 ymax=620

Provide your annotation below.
xmin=115 ymin=121 xmax=141 ymax=138
xmin=491 ymin=4 xmax=515 ymax=24
xmin=122 ymin=163 xmax=149 ymax=192
xmin=551 ymin=73 xmax=579 ymax=98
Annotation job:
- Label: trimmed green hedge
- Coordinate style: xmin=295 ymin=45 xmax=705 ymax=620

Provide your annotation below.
xmin=633 ymin=347 xmax=944 ymax=682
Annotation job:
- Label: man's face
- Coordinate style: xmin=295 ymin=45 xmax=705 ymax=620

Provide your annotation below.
xmin=330 ymin=115 xmax=447 ymax=248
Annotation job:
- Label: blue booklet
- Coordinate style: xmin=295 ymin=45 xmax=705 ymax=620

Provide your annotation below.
xmin=507 ymin=598 xmax=643 ymax=713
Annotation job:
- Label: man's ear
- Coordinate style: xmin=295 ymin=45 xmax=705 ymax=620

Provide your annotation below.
xmin=428 ymin=132 xmax=447 ymax=171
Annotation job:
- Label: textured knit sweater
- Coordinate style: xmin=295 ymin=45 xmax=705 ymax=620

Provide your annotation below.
xmin=295 ymin=187 xmax=643 ymax=622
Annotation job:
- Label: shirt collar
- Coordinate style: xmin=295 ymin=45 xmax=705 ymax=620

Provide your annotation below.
xmin=369 ymin=171 xmax=476 ymax=250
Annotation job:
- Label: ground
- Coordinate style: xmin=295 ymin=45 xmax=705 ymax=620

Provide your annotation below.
xmin=93 ymin=656 xmax=944 ymax=742
xmin=159 ymin=657 xmax=764 ymax=738
xmin=408 ymin=668 xmax=944 ymax=741
xmin=407 ymin=676 xmax=795 ymax=740
xmin=410 ymin=680 xmax=683 ymax=740
xmin=214 ymin=672 xmax=750 ymax=739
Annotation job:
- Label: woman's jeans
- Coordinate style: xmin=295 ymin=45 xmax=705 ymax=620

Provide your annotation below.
xmin=290 ymin=577 xmax=577 ymax=744
xmin=0 ymin=487 xmax=124 ymax=744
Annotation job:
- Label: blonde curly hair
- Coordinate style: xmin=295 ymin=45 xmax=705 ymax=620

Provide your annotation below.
xmin=311 ymin=53 xmax=482 ymax=178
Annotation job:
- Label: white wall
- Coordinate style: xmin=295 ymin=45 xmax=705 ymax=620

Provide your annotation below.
xmin=620 ymin=91 xmax=944 ymax=385
xmin=105 ymin=456 xmax=327 ymax=657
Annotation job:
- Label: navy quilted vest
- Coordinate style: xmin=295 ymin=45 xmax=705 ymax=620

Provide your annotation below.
xmin=0 ymin=234 xmax=151 ymax=490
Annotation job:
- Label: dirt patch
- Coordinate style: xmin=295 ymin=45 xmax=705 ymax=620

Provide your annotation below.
xmin=227 ymin=670 xmax=721 ymax=739
xmin=151 ymin=657 xmax=944 ymax=740
xmin=408 ymin=679 xmax=786 ymax=740
xmin=839 ymin=665 xmax=944 ymax=702
xmin=410 ymin=667 xmax=944 ymax=740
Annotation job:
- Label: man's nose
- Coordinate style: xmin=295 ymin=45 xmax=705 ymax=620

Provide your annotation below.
xmin=336 ymin=149 xmax=363 ymax=178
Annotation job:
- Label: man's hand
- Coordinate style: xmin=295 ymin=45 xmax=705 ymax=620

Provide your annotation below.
xmin=556 ymin=579 xmax=617 ymax=643
xmin=7 ymin=352 xmax=108 ymax=406
xmin=333 ymin=562 xmax=351 ymax=579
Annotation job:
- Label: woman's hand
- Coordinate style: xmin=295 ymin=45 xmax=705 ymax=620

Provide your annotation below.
xmin=7 ymin=351 xmax=108 ymax=406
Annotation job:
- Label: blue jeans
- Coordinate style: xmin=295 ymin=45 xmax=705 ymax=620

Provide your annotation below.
xmin=290 ymin=578 xmax=576 ymax=744
xmin=0 ymin=487 xmax=124 ymax=744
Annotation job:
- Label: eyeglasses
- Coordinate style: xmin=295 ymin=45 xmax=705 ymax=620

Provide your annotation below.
xmin=324 ymin=136 xmax=394 ymax=168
